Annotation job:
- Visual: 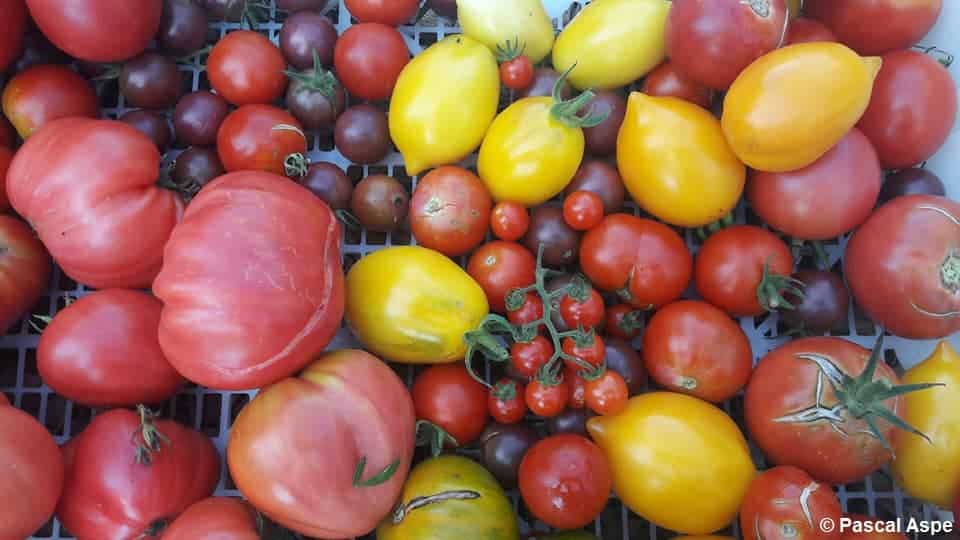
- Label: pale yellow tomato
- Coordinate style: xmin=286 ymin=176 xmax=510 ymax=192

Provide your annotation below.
xmin=456 ymin=0 xmax=555 ymax=64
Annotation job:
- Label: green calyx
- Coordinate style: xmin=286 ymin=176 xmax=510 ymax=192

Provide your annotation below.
xmin=133 ymin=404 xmax=170 ymax=466
xmin=549 ymin=64 xmax=609 ymax=129
xmin=495 ymin=36 xmax=526 ymax=63
xmin=617 ymin=309 xmax=645 ymax=336
xmin=415 ymin=420 xmax=458 ymax=457
xmin=271 ymin=124 xmax=309 ymax=179
xmin=695 ymin=213 xmax=735 ymax=242
xmin=492 ymin=380 xmax=518 ymax=402
xmin=756 ymin=259 xmax=806 ymax=312
xmin=284 ymin=50 xmax=341 ymax=102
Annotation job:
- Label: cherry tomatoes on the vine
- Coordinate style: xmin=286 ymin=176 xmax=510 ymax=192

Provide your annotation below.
xmin=508 ymin=292 xmax=544 ymax=326
xmin=559 ymin=287 xmax=606 ymax=330
xmin=526 ymin=379 xmax=570 ymax=418
xmin=491 ymin=201 xmax=530 ymax=241
xmin=562 ymin=335 xmax=606 ymax=370
xmin=563 ymin=190 xmax=605 ymax=231
xmin=511 ymin=336 xmax=553 ymax=378
xmin=566 ymin=367 xmax=587 ymax=409
xmin=489 ymin=379 xmax=527 ymax=424
xmin=605 ymin=304 xmax=644 ymax=340
xmin=585 ymin=370 xmax=629 ymax=416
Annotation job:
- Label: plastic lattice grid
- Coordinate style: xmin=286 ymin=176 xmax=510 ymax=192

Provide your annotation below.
xmin=1 ymin=1 xmax=956 ymax=539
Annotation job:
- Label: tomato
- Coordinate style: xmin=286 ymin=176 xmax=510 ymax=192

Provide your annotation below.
xmin=563 ymin=335 xmax=606 ymax=370
xmin=605 ymin=304 xmax=644 ymax=340
xmin=740 ymin=466 xmax=842 ymax=540
xmin=563 ymin=191 xmax=604 ymax=231
xmin=467 ymin=241 xmax=536 ymax=313
xmin=345 ymin=0 xmax=418 ymax=25
xmin=207 ymin=30 xmax=287 ymax=106
xmin=0 ymin=215 xmax=50 ymax=335
xmin=7 ymin=118 xmax=182 ymax=289
xmin=584 ymin=370 xmax=628 ymax=415
xmin=413 ymin=364 xmax=489 ymax=446
xmin=786 ymin=17 xmax=837 ymax=45
xmin=216 ymin=105 xmax=307 ymax=178
xmin=566 ymin=368 xmax=587 ymax=409
xmin=519 ymin=434 xmax=612 ymax=530
xmin=26 ymin=0 xmax=160 ymax=62
xmin=2 ymin=65 xmax=98 ymax=139
xmin=748 ymin=128 xmax=882 ymax=240
xmin=37 ymin=289 xmax=183 ymax=407
xmin=666 ymin=0 xmax=789 ymax=90
xmin=588 ymin=392 xmax=755 ymax=534
xmin=553 ymin=0 xmax=670 ymax=90
xmin=618 ymin=93 xmax=745 ymax=227
xmin=511 ymin=336 xmax=553 ymax=378
xmin=0 ymin=0 xmax=26 ymax=72
xmin=500 ymin=56 xmax=534 ymax=91
xmin=458 ymin=0 xmax=555 ymax=64
xmin=856 ymin=50 xmax=957 ymax=170
xmin=642 ymin=300 xmax=752 ymax=403
xmin=694 ymin=225 xmax=796 ymax=317
xmin=559 ymin=287 xmax=605 ymax=330
xmin=155 ymin=172 xmax=344 ymax=390
xmin=347 ymin=246 xmax=488 ymax=364
xmin=491 ymin=201 xmax=529 ymax=241
xmin=840 ymin=515 xmax=908 ymax=540
xmin=0 ymin=404 xmax=63 ymax=540
xmin=334 ymin=23 xmax=409 ymax=101
xmin=489 ymin=379 xmax=527 ymax=424
xmin=377 ymin=455 xmax=519 ymax=540
xmin=507 ymin=292 xmax=543 ymax=327
xmin=641 ymin=61 xmax=713 ymax=109
xmin=806 ymin=0 xmax=942 ymax=55
xmin=229 ymin=350 xmax=413 ymax=538
xmin=722 ymin=42 xmax=881 ymax=173
xmin=580 ymin=214 xmax=692 ymax=309
xmin=390 ymin=35 xmax=499 ymax=175
xmin=162 ymin=498 xmax=260 ymax=540
xmin=845 ymin=195 xmax=960 ymax=339
xmin=410 ymin=166 xmax=492 ymax=256
xmin=0 ymin=117 xmax=15 ymax=148
xmin=58 ymin=407 xmax=219 ymax=540
xmin=526 ymin=378 xmax=570 ymax=418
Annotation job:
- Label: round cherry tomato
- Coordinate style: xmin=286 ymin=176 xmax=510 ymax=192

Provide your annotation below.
xmin=345 ymin=0 xmax=418 ymax=25
xmin=584 ymin=370 xmax=628 ymax=416
xmin=216 ymin=105 xmax=308 ymax=177
xmin=604 ymin=339 xmax=647 ymax=395
xmin=805 ymin=0 xmax=942 ymax=55
xmin=508 ymin=292 xmax=544 ymax=326
xmin=563 ymin=191 xmax=605 ymax=231
xmin=641 ymin=60 xmax=712 ymax=109
xmin=500 ymin=56 xmax=534 ymax=91
xmin=489 ymin=379 xmax=527 ymax=424
xmin=334 ymin=23 xmax=409 ymax=101
xmin=694 ymin=225 xmax=795 ymax=317
xmin=410 ymin=166 xmax=492 ymax=256
xmin=785 ymin=17 xmax=837 ymax=45
xmin=0 ymin=0 xmax=27 ymax=72
xmin=566 ymin=367 xmax=587 ymax=409
xmin=2 ymin=64 xmax=98 ymax=139
xmin=518 ymin=434 xmax=612 ymax=530
xmin=525 ymin=378 xmax=570 ymax=418
xmin=491 ymin=201 xmax=530 ymax=241
xmin=562 ymin=334 xmax=606 ymax=370
xmin=412 ymin=364 xmax=489 ymax=446
xmin=565 ymin=160 xmax=626 ymax=214
xmin=605 ymin=304 xmax=644 ymax=340
xmin=511 ymin=336 xmax=553 ymax=378
xmin=740 ymin=466 xmax=842 ymax=540
xmin=780 ymin=270 xmax=850 ymax=335
xmin=467 ymin=241 xmax=536 ymax=313
xmin=162 ymin=498 xmax=261 ymax=540
xmin=208 ymin=30 xmax=287 ymax=106
xmin=559 ymin=286 xmax=605 ymax=330
xmin=26 ymin=0 xmax=161 ymax=62
xmin=0 ymin=216 xmax=50 ymax=336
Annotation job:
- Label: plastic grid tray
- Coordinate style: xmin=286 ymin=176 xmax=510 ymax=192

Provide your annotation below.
xmin=2 ymin=1 xmax=958 ymax=538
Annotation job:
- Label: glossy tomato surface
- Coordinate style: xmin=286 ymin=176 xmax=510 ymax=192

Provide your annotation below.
xmin=806 ymin=0 xmax=942 ymax=55
xmin=2 ymin=64 xmax=99 ymax=139
xmin=467 ymin=241 xmax=536 ymax=313
xmin=785 ymin=17 xmax=837 ymax=45
xmin=162 ymin=498 xmax=260 ymax=540
xmin=334 ymin=23 xmax=409 ymax=101
xmin=641 ymin=61 xmax=712 ymax=108
xmin=26 ymin=0 xmax=161 ymax=61
xmin=0 ymin=215 xmax=50 ymax=335
xmin=410 ymin=166 xmax=492 ymax=256
xmin=0 ymin=0 xmax=26 ymax=72
xmin=217 ymin=105 xmax=307 ymax=176
xmin=208 ymin=30 xmax=288 ymax=106
xmin=413 ymin=364 xmax=489 ymax=446
xmin=740 ymin=466 xmax=842 ymax=540
xmin=345 ymin=0 xmax=418 ymax=25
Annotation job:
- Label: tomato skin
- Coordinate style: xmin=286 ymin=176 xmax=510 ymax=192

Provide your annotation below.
xmin=845 ymin=195 xmax=960 ymax=339
xmin=559 ymin=287 xmax=605 ymax=330
xmin=458 ymin=0 xmax=555 ymax=64
xmin=563 ymin=335 xmax=606 ymax=370
xmin=345 ymin=0 xmax=418 ymax=25
xmin=0 ymin=0 xmax=26 ymax=72
xmin=840 ymin=515 xmax=907 ymax=540
xmin=491 ymin=201 xmax=529 ymax=241
xmin=26 ymin=0 xmax=160 ymax=62
xmin=335 ymin=23 xmax=409 ymax=101
xmin=0 ymin=215 xmax=50 ymax=335
xmin=641 ymin=61 xmax=712 ymax=109
xmin=785 ymin=17 xmax=837 ymax=45
xmin=217 ymin=105 xmax=307 ymax=176
xmin=162 ymin=498 xmax=260 ymax=540
xmin=410 ymin=166 xmax=492 ymax=256
xmin=740 ymin=466 xmax=842 ymax=540
xmin=508 ymin=292 xmax=544 ymax=327
xmin=805 ymin=0 xmax=942 ymax=55
xmin=489 ymin=379 xmax=527 ymax=424
xmin=2 ymin=64 xmax=99 ymax=139
xmin=413 ymin=364 xmax=490 ymax=446
xmin=605 ymin=304 xmax=643 ymax=340
xmin=511 ymin=336 xmax=553 ymax=378
xmin=584 ymin=370 xmax=628 ymax=416
xmin=563 ymin=191 xmax=605 ymax=231
xmin=467 ymin=241 xmax=536 ymax=313
xmin=565 ymin=367 xmax=587 ymax=409
xmin=500 ymin=56 xmax=534 ymax=91
xmin=208 ymin=30 xmax=287 ymax=106
xmin=856 ymin=50 xmax=957 ymax=170
xmin=526 ymin=379 xmax=570 ymax=418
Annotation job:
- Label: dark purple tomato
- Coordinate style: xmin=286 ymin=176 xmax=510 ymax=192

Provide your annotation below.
xmin=480 ymin=423 xmax=539 ymax=489
xmin=202 ymin=0 xmax=243 ymax=20
xmin=428 ymin=0 xmax=457 ymax=18
xmin=279 ymin=11 xmax=338 ymax=71
xmin=286 ymin=69 xmax=346 ymax=131
xmin=781 ymin=270 xmax=850 ymax=334
xmin=13 ymin=31 xmax=70 ymax=73
xmin=172 ymin=146 xmax=225 ymax=193
xmin=159 ymin=0 xmax=209 ymax=55
xmin=277 ymin=0 xmax=329 ymax=12
xmin=604 ymin=338 xmax=647 ymax=395
xmin=582 ymin=90 xmax=627 ymax=157
xmin=173 ymin=90 xmax=230 ymax=147
xmin=334 ymin=104 xmax=390 ymax=164
xmin=878 ymin=168 xmax=946 ymax=204
xmin=119 ymin=52 xmax=184 ymax=109
xmin=564 ymin=160 xmax=625 ymax=214
xmin=545 ymin=408 xmax=593 ymax=437
xmin=120 ymin=110 xmax=172 ymax=152
xmin=523 ymin=205 xmax=580 ymax=268
xmin=351 ymin=174 xmax=408 ymax=232
xmin=300 ymin=162 xmax=352 ymax=210
xmin=518 ymin=67 xmax=573 ymax=100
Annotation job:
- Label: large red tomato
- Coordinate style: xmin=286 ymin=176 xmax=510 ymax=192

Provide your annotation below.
xmin=805 ymin=0 xmax=942 ymax=55
xmin=0 ymin=0 xmax=26 ymax=72
xmin=162 ymin=498 xmax=260 ymax=540
xmin=748 ymin=128 xmax=881 ymax=240
xmin=334 ymin=23 xmax=410 ymax=101
xmin=2 ymin=65 xmax=99 ymax=139
xmin=0 ymin=405 xmax=63 ymax=540
xmin=580 ymin=213 xmax=692 ymax=309
xmin=7 ymin=118 xmax=183 ymax=289
xmin=208 ymin=30 xmax=288 ymax=106
xmin=345 ymin=0 xmax=419 ymax=25
xmin=845 ymin=195 xmax=960 ymax=339
xmin=37 ymin=289 xmax=184 ymax=407
xmin=410 ymin=165 xmax=492 ymax=257
xmin=57 ymin=407 xmax=220 ymax=540
xmin=412 ymin=364 xmax=489 ymax=447
xmin=740 ymin=466 xmax=841 ymax=540
xmin=228 ymin=350 xmax=415 ymax=538
xmin=154 ymin=171 xmax=344 ymax=390
xmin=467 ymin=241 xmax=536 ymax=313
xmin=856 ymin=49 xmax=957 ymax=170
xmin=217 ymin=105 xmax=308 ymax=177
xmin=26 ymin=0 xmax=162 ymax=62
xmin=0 ymin=215 xmax=51 ymax=334
xmin=0 ymin=146 xmax=12 ymax=211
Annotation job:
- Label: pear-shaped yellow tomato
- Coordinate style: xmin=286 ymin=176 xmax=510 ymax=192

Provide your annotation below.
xmin=377 ymin=455 xmax=519 ymax=540
xmin=722 ymin=42 xmax=881 ymax=172
xmin=457 ymin=0 xmax=555 ymax=64
xmin=553 ymin=0 xmax=670 ymax=90
xmin=587 ymin=392 xmax=756 ymax=535
xmin=346 ymin=246 xmax=488 ymax=364
xmin=892 ymin=341 xmax=960 ymax=508
xmin=390 ymin=35 xmax=499 ymax=176
xmin=618 ymin=93 xmax=745 ymax=228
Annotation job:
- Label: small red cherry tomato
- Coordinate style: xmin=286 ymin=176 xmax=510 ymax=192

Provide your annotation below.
xmin=562 ymin=334 xmax=606 ymax=370
xmin=584 ymin=369 xmax=629 ymax=416
xmin=566 ymin=367 xmax=587 ymax=409
xmin=510 ymin=335 xmax=553 ymax=378
xmin=491 ymin=201 xmax=530 ymax=241
xmin=605 ymin=304 xmax=644 ymax=340
xmin=488 ymin=378 xmax=527 ymax=424
xmin=500 ymin=56 xmax=534 ymax=91
xmin=563 ymin=191 xmax=605 ymax=231
xmin=559 ymin=287 xmax=606 ymax=330
xmin=525 ymin=378 xmax=570 ymax=418
xmin=507 ymin=292 xmax=544 ymax=326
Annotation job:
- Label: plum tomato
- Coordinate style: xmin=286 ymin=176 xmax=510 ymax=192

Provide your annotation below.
xmin=412 ymin=364 xmax=489 ymax=447
xmin=467 ymin=241 xmax=536 ymax=313
xmin=410 ymin=166 xmax=492 ymax=256
xmin=208 ymin=30 xmax=288 ymax=106
xmin=334 ymin=23 xmax=409 ymax=101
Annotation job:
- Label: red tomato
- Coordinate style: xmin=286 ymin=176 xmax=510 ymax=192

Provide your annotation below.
xmin=489 ymin=378 xmax=527 ymax=424
xmin=26 ymin=0 xmax=160 ymax=62
xmin=642 ymin=300 xmax=752 ymax=403
xmin=856 ymin=49 xmax=957 ymax=170
xmin=58 ymin=408 xmax=220 ymax=540
xmin=666 ymin=0 xmax=790 ymax=90
xmin=0 ymin=0 xmax=26 ymax=72
xmin=410 ymin=166 xmax=492 ymax=256
xmin=334 ymin=23 xmax=409 ymax=101
xmin=0 ymin=147 xmax=14 ymax=213
xmin=740 ymin=466 xmax=842 ymax=540
xmin=518 ymin=434 xmax=612 ymax=530
xmin=208 ymin=30 xmax=288 ymax=106
xmin=0 ymin=405 xmax=63 ymax=540
xmin=841 ymin=514 xmax=908 ymax=540
xmin=584 ymin=370 xmax=628 ymax=415
xmin=0 ymin=216 xmax=49 ymax=335
xmin=604 ymin=304 xmax=644 ymax=340
xmin=640 ymin=60 xmax=713 ymax=109
xmin=467 ymin=241 xmax=536 ymax=313
xmin=562 ymin=334 xmax=606 ymax=370
xmin=345 ymin=0 xmax=418 ymax=25
xmin=748 ymin=128 xmax=881 ymax=240
xmin=805 ymin=0 xmax=942 ymax=55
xmin=845 ymin=195 xmax=960 ymax=339
xmin=413 ymin=364 xmax=489 ymax=446
xmin=228 ymin=350 xmax=414 ymax=538
xmin=501 ymin=56 xmax=535 ymax=91
xmin=508 ymin=292 xmax=544 ymax=326
xmin=162 ymin=498 xmax=260 ymax=540
xmin=217 ymin=105 xmax=308 ymax=177
xmin=566 ymin=367 xmax=587 ymax=409
xmin=491 ymin=201 xmax=530 ymax=241
xmin=525 ymin=378 xmax=569 ymax=418
xmin=2 ymin=65 xmax=99 ymax=139
xmin=563 ymin=190 xmax=605 ymax=231
xmin=37 ymin=289 xmax=183 ymax=407
xmin=785 ymin=17 xmax=837 ymax=45
xmin=0 ymin=117 xmax=15 ymax=148
xmin=580 ymin=214 xmax=692 ymax=309
xmin=694 ymin=225 xmax=795 ymax=317
xmin=511 ymin=335 xmax=553 ymax=378
xmin=8 ymin=118 xmax=181 ymax=289
xmin=559 ymin=286 xmax=605 ymax=330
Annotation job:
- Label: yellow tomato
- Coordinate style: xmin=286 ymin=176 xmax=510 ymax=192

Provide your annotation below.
xmin=389 ymin=35 xmax=499 ymax=176
xmin=345 ymin=246 xmax=488 ymax=364
xmin=892 ymin=341 xmax=960 ymax=508
xmin=587 ymin=392 xmax=756 ymax=535
xmin=456 ymin=0 xmax=555 ymax=64
xmin=552 ymin=0 xmax=670 ymax=90
xmin=617 ymin=93 xmax=745 ymax=227
xmin=722 ymin=42 xmax=881 ymax=172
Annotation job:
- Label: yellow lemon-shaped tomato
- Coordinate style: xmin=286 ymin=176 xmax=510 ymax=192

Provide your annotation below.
xmin=389 ymin=35 xmax=499 ymax=176
xmin=587 ymin=392 xmax=756 ymax=535
xmin=457 ymin=0 xmax=555 ymax=64
xmin=346 ymin=246 xmax=488 ymax=364
xmin=618 ymin=93 xmax=745 ymax=227
xmin=553 ymin=0 xmax=670 ymax=90
xmin=722 ymin=42 xmax=881 ymax=172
